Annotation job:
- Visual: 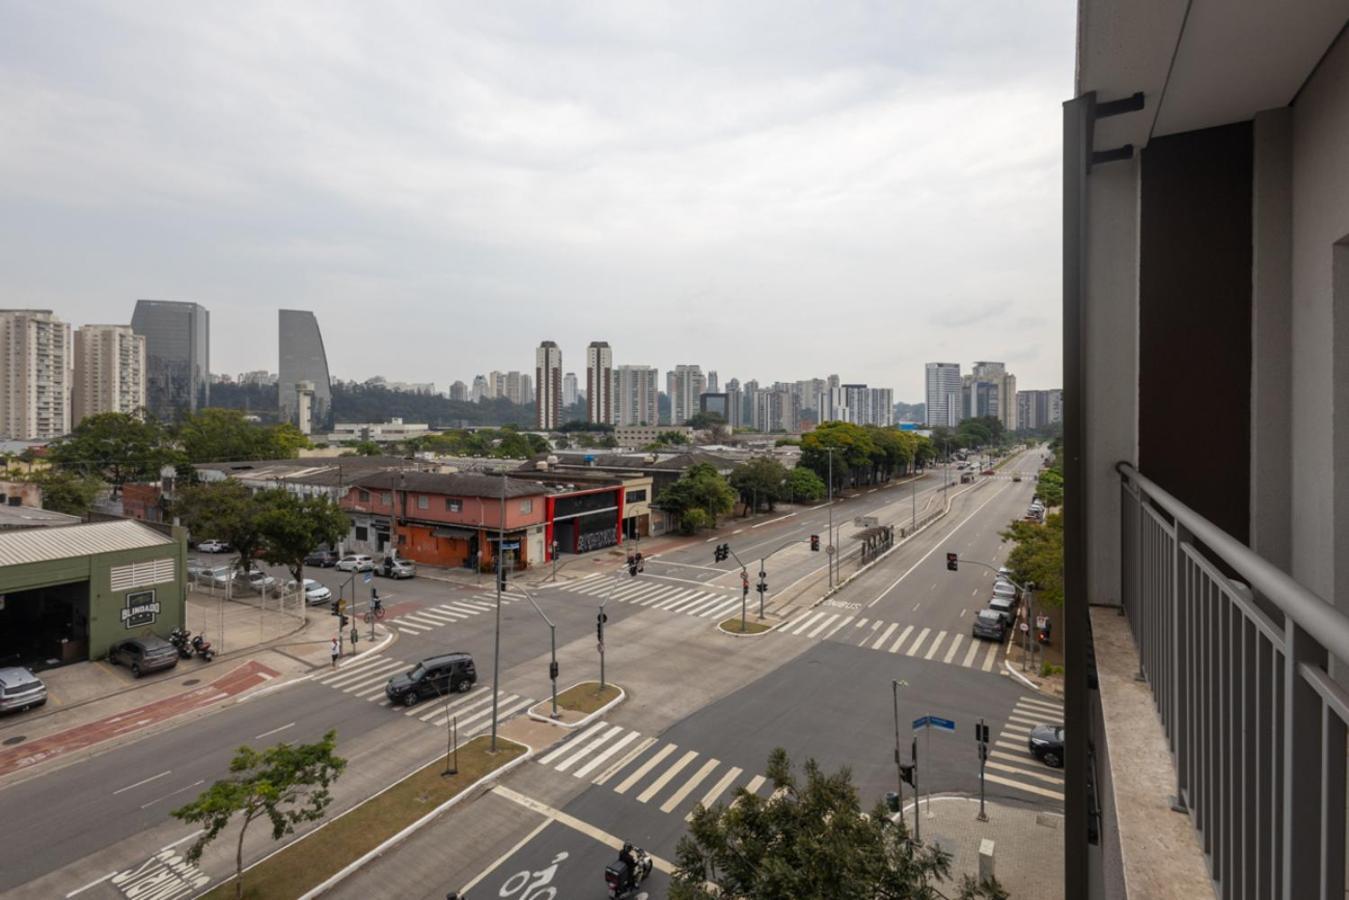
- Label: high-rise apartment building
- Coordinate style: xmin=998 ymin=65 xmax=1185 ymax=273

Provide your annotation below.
xmin=535 ymin=341 xmax=562 ymax=429
xmin=962 ymin=362 xmax=1017 ymax=431
xmin=73 ymin=324 xmax=146 ymax=425
xmin=586 ymin=341 xmax=613 ymax=425
xmin=925 ymin=363 xmax=962 ymax=427
xmin=1016 ymin=389 xmax=1064 ymax=431
xmin=817 ymin=383 xmax=893 ymax=427
xmin=724 ymin=380 xmax=743 ymax=429
xmin=471 ymin=375 xmax=488 ymax=402
xmin=0 ymin=309 xmax=72 ymax=440
xmin=131 ymin=299 xmax=209 ymax=420
xmin=615 ymin=365 xmax=659 ymax=426
xmin=667 ymin=365 xmax=705 ymax=425
xmin=449 ymin=380 xmax=468 ymax=402
xmin=752 ymin=388 xmax=800 ymax=433
xmin=278 ymin=309 xmax=332 ymax=434
xmin=562 ymin=372 xmax=578 ymax=407
xmin=706 ymin=370 xmax=719 ymax=393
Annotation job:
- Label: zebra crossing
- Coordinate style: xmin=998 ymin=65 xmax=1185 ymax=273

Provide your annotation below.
xmin=556 ymin=576 xmax=746 ymax=622
xmin=774 ymin=609 xmax=1006 ymax=672
xmin=535 ymin=721 xmax=768 ymax=820
xmin=310 ymin=652 xmax=534 ymax=729
xmin=388 ymin=593 xmax=516 ymax=636
xmin=984 ymin=694 xmax=1065 ymax=804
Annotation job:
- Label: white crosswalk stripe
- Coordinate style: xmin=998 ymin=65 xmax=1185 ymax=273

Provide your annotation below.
xmin=614 ymin=744 xmax=678 ymax=795
xmin=652 ymin=589 xmax=698 ymax=609
xmin=976 ymin=695 xmax=1065 ymax=803
xmin=636 ymin=750 xmax=698 ymax=803
xmin=888 ymin=625 xmax=913 ymax=653
xmin=943 ymin=634 xmax=965 ymax=664
xmin=962 ymin=640 xmax=982 ymax=667
xmin=807 ymin=614 xmax=840 ymax=638
xmin=871 ymin=622 xmax=898 ymax=650
xmin=821 ymin=616 xmax=855 ymax=640
xmin=540 ymin=722 xmax=610 ymax=766
xmin=981 ymin=641 xmax=1000 ymax=671
xmin=701 ymin=598 xmax=743 ymax=619
xmin=924 ymin=630 xmax=947 ymax=660
xmin=593 ymin=737 xmax=656 ymax=786
xmin=687 ymin=765 xmax=743 ymax=820
xmin=395 ymin=620 xmax=431 ymax=633
xmin=555 ymin=725 xmax=626 ymax=773
xmin=789 ymin=611 xmax=826 ymax=636
xmin=573 ymin=730 xmax=642 ymax=779
xmin=905 ymin=627 xmax=930 ymax=656
xmin=660 ymin=757 xmax=721 ymax=813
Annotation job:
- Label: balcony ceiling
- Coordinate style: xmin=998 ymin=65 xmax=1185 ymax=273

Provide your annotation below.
xmin=1078 ymin=0 xmax=1348 ymax=152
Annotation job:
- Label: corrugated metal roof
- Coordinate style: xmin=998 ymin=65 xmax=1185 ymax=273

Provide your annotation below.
xmin=0 ymin=519 xmax=174 ymax=567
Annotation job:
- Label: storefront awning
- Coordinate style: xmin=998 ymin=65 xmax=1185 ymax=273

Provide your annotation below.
xmin=431 ymin=526 xmax=476 ymax=540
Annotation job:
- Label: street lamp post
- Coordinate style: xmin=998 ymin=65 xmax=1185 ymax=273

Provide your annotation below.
xmin=489 ymin=473 xmax=505 ymax=753
xmin=891 ymin=679 xmax=908 ymax=831
xmin=516 ymin=585 xmax=559 ymax=718
xmin=826 ymin=448 xmax=835 ymax=588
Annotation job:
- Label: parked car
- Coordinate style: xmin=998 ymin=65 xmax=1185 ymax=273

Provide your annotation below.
xmin=981 ymin=468 xmax=995 ymax=476
xmin=235 ymin=569 xmax=277 ymax=595
xmin=1028 ymin=723 xmax=1064 ymax=768
xmin=108 ymin=636 xmax=180 ymax=677
xmin=206 ymin=566 xmax=236 ymax=588
xmin=196 ymin=539 xmax=230 ymax=553
xmin=287 ymin=578 xmax=333 ymax=605
xmin=987 ymin=595 xmax=1018 ymax=625
xmin=0 ymin=666 xmax=47 ymax=713
xmin=185 ymin=558 xmax=214 ymax=582
xmin=992 ymin=580 xmax=1020 ymax=602
xmin=336 ymin=554 xmax=375 ymax=573
xmin=377 ymin=556 xmax=416 ymax=579
xmin=305 ymin=550 xmax=339 ymax=568
xmin=971 ymin=609 xmax=1008 ymax=642
xmin=385 ymin=652 xmax=477 ymax=707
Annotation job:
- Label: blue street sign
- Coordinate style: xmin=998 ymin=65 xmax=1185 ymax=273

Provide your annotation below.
xmin=501 ymin=541 xmax=521 ymax=550
xmin=362 ymin=571 xmax=372 ymax=584
xmin=930 ymin=716 xmax=956 ymax=732
xmin=912 ymin=715 xmax=930 ymax=730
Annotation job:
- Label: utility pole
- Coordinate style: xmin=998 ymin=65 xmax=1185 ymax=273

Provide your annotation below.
xmin=826 ymin=447 xmax=835 ymax=588
xmin=518 ymin=586 xmax=559 ymax=718
xmin=892 ymin=679 xmax=907 ymax=830
xmin=489 ymin=473 xmax=505 ymax=753
xmin=976 ymin=719 xmax=989 ymax=822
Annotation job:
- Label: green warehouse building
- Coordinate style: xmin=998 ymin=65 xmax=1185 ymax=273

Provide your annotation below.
xmin=0 ymin=520 xmax=188 ymax=667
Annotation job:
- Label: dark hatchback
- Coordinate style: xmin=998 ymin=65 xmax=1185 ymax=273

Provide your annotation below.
xmin=108 ymin=636 xmax=180 ymax=677
xmin=971 ymin=609 xmax=1008 ymax=642
xmin=1028 ymin=723 xmax=1064 ymax=768
xmin=305 ymin=550 xmax=340 ymax=567
xmin=385 ymin=653 xmax=476 ymax=707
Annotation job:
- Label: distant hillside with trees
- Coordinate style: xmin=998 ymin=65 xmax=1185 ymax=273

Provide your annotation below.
xmin=893 ymin=400 xmax=925 ymax=422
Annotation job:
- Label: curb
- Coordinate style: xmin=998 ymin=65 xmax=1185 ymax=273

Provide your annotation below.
xmin=526 ymin=681 xmax=626 ymax=729
xmin=297 ymin=737 xmax=536 ymax=899
xmin=716 ymin=618 xmax=780 ymax=637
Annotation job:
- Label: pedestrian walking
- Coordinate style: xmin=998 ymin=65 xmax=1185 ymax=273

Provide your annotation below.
xmin=331 ymin=636 xmax=340 ymax=667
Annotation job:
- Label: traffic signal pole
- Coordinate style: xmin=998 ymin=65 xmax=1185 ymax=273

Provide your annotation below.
xmin=516 ymin=585 xmax=559 ymax=719
xmin=892 ymin=679 xmax=907 ymax=831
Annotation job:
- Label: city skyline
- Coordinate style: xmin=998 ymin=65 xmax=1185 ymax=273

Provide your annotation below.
xmin=0 ymin=3 xmax=1070 ymax=397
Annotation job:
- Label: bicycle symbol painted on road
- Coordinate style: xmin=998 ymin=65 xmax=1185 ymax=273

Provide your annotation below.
xmin=498 ymin=851 xmax=568 ymax=899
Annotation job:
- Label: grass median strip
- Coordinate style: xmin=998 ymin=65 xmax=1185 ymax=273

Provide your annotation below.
xmin=554 ymin=681 xmax=621 ymax=714
xmin=719 ymin=617 xmax=771 ymax=635
xmin=201 ymin=736 xmax=526 ymax=900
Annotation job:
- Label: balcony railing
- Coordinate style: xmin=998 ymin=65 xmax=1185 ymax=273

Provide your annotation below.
xmin=1117 ymin=461 xmax=1347 ymax=899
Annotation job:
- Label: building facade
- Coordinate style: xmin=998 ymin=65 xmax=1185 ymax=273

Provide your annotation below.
xmin=0 ymin=309 xmax=72 ymax=440
xmin=131 ymin=300 xmax=209 ymax=421
xmin=924 ymin=362 xmax=962 ymax=427
xmin=535 ymin=341 xmax=562 ymax=429
xmin=615 ymin=364 xmax=659 ymax=426
xmin=72 ymin=324 xmax=145 ymax=426
xmin=586 ymin=341 xmax=613 ymax=425
xmin=562 ymin=372 xmax=578 ymax=407
xmin=699 ymin=392 xmax=730 ymax=422
xmin=752 ymin=388 xmax=800 ymax=432
xmin=1015 ymin=388 xmax=1064 ymax=431
xmin=449 ymin=380 xmax=468 ymax=401
xmin=278 ymin=309 xmax=332 ymax=434
xmin=667 ymin=364 xmax=705 ymax=425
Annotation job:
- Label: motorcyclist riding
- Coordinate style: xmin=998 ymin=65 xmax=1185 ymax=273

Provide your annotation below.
xmin=618 ymin=842 xmax=637 ymax=879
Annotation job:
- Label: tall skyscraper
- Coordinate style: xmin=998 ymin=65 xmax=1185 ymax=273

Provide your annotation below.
xmin=73 ymin=324 xmax=146 ymax=425
xmin=535 ymin=341 xmax=562 ymax=430
xmin=706 ymin=370 xmax=719 ymax=393
xmin=0 ymin=310 xmax=71 ymax=440
xmin=486 ymin=371 xmax=504 ymax=400
xmin=562 ymin=372 xmax=578 ymax=407
xmin=752 ymin=388 xmax=800 ymax=432
xmin=586 ymin=341 xmax=613 ymax=424
xmin=278 ymin=310 xmax=332 ymax=434
xmin=449 ymin=380 xmax=468 ymax=401
xmin=471 ymin=374 xmax=488 ymax=402
xmin=1016 ymin=389 xmax=1064 ymax=430
xmin=615 ymin=365 xmax=659 ymax=426
xmin=925 ymin=363 xmax=962 ymax=427
xmin=962 ymin=361 xmax=1017 ymax=431
xmin=131 ymin=299 xmax=209 ymax=420
xmin=667 ymin=365 xmax=705 ymax=425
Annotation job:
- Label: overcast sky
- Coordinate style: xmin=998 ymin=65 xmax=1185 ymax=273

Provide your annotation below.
xmin=1 ymin=1 xmax=1072 ymax=401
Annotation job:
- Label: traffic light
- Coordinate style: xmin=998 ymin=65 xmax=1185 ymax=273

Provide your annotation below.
xmin=340 ymin=613 xmax=349 ymax=628
xmin=946 ymin=552 xmax=958 ymax=571
xmin=885 ymin=791 xmax=900 ymax=812
xmin=810 ymin=534 xmax=820 ymax=552
xmin=498 ymin=568 xmax=508 ymax=592
xmin=331 ymin=599 xmax=340 ymax=616
xmin=899 ymin=763 xmax=916 ymax=787
xmin=549 ymin=660 xmax=559 ymax=680
xmin=627 ymin=554 xmax=638 ymax=577
xmin=596 ymin=611 xmax=607 ymax=641
xmin=756 ymin=580 xmax=767 ymax=594
xmin=714 ymin=543 xmax=728 ymax=563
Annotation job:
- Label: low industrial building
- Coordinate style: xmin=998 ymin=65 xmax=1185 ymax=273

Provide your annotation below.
xmin=0 ymin=520 xmax=187 ymax=667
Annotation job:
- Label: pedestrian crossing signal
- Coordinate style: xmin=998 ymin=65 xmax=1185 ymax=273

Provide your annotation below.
xmin=946 ymin=552 xmax=958 ymax=571
xmin=810 ymin=534 xmax=820 ymax=551
xmin=714 ymin=543 xmax=729 ymax=563
xmin=885 ymin=791 xmax=900 ymax=812
xmin=899 ymin=763 xmax=916 ymax=787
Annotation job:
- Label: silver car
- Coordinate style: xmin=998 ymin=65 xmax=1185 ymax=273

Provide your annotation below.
xmin=287 ymin=578 xmax=333 ymax=605
xmin=0 ymin=666 xmax=47 ymax=713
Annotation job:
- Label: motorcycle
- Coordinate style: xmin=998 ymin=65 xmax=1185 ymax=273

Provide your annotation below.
xmin=191 ymin=633 xmax=215 ymax=662
xmin=604 ymin=847 xmax=652 ymax=898
xmin=168 ymin=627 xmax=194 ymax=659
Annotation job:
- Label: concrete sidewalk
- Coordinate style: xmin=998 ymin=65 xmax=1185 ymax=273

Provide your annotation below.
xmin=907 ymin=795 xmax=1064 ymax=899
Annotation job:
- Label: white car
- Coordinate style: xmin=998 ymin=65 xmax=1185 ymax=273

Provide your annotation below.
xmin=288 ymin=578 xmax=333 ymax=605
xmin=197 ymin=539 xmax=228 ymax=553
xmin=336 ymin=554 xmax=375 ymax=573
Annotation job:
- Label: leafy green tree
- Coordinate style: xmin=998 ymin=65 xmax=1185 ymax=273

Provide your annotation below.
xmin=341 ymin=440 xmax=382 ymax=457
xmin=729 ymin=457 xmax=788 ymax=513
xmin=257 ymin=493 xmax=350 ymax=585
xmin=172 ymin=731 xmax=346 ymax=900
xmin=801 ymin=422 xmax=875 ymax=490
xmin=657 ymin=463 xmax=736 ymax=533
xmin=672 ymin=748 xmax=1007 ymax=900
xmin=177 ymin=409 xmax=310 ymax=463
xmin=173 ymin=480 xmax=266 ymax=573
xmin=47 ymin=412 xmax=178 ymax=495
xmin=26 ymin=469 xmax=104 ymax=516
xmin=782 ymin=466 xmax=827 ymax=503
xmin=685 ymin=411 xmax=726 ymax=429
xmin=656 ymin=431 xmax=691 ymax=446
xmin=1000 ymin=510 xmax=1064 ymax=609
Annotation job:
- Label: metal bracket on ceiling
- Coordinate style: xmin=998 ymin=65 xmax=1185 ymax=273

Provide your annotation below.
xmin=1088 ymin=91 xmax=1145 ymax=169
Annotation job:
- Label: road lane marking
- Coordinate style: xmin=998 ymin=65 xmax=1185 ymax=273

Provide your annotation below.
xmin=855 ymin=618 xmax=868 ymax=628
xmin=615 ymin=744 xmax=678 ymax=795
xmin=752 ymin=513 xmax=797 ymax=528
xmin=962 ymin=641 xmax=981 ymax=667
xmin=594 ymin=736 xmax=656 ymax=785
xmin=905 ymin=627 xmax=930 ymax=656
xmin=660 ymin=757 xmax=721 ymax=812
xmin=743 ymin=774 xmax=767 ymax=796
xmin=555 ymin=725 xmax=625 ymax=773
xmin=688 ymin=765 xmax=743 ymax=820
xmin=113 ymin=770 xmax=172 ymax=795
xmin=923 ymin=631 xmax=946 ymax=660
xmin=889 ymin=625 xmax=914 ymax=653
xmin=65 ymin=872 xmax=117 ymax=897
xmin=1016 ymin=696 xmax=1065 ymax=714
xmin=573 ymin=730 xmax=641 ymax=779
xmin=254 ymin=722 xmax=294 ymax=740
xmin=458 ymin=818 xmax=555 ymax=894
xmin=821 ymin=616 xmax=855 ymax=640
xmin=807 ymin=614 xmax=840 ymax=638
xmin=912 ymin=602 xmax=921 ymax=612
xmin=986 ymin=759 xmax=1064 ymax=784
xmin=490 ymin=786 xmax=676 ymax=876
xmin=789 ymin=611 xmax=827 ymax=635
xmin=983 ymin=773 xmax=1064 ymax=801
xmin=540 ymin=721 xmax=609 ymax=765
xmin=867 ymin=482 xmax=1011 ymax=608
xmin=981 ymin=641 xmax=1000 ymax=671
xmin=960 ymin=608 xmax=968 ymax=617
xmin=871 ymin=622 xmax=898 ymax=649
xmin=943 ymin=634 xmax=965 ymax=663
xmin=140 ymin=779 xmax=204 ymax=810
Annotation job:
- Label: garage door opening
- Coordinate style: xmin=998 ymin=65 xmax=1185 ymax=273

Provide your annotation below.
xmin=0 ymin=581 xmax=90 ymax=671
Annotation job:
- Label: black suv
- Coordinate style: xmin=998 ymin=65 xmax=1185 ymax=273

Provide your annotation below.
xmin=1028 ymin=723 xmax=1064 ymax=768
xmin=385 ymin=653 xmax=476 ymax=707
xmin=305 ymin=550 xmax=339 ymax=567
